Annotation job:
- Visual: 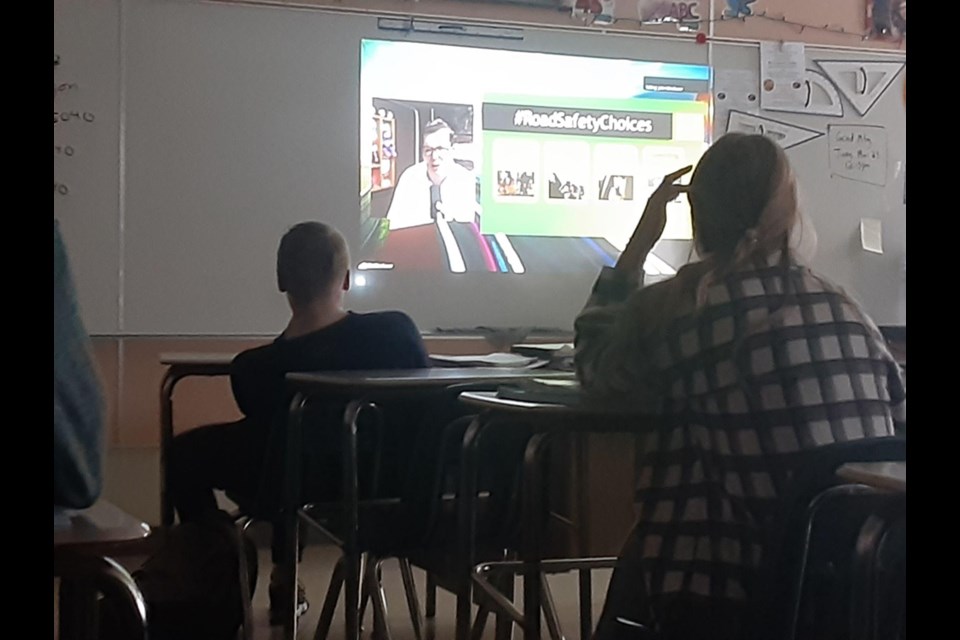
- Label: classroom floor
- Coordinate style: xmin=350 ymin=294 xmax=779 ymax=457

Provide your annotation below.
xmin=90 ymin=447 xmax=615 ymax=639
xmin=243 ymin=532 xmax=614 ymax=639
xmin=76 ymin=532 xmax=614 ymax=640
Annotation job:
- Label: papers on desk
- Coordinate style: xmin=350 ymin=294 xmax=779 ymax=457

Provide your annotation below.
xmin=429 ymin=352 xmax=548 ymax=369
xmin=511 ymin=342 xmax=575 ymax=371
xmin=497 ymin=377 xmax=582 ymax=404
xmin=511 ymin=343 xmax=575 ymax=358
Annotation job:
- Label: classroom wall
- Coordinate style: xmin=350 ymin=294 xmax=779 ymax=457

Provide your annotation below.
xmin=216 ymin=0 xmax=906 ymax=51
xmin=83 ymin=0 xmax=903 ymax=534
xmin=89 ymin=0 xmax=905 ymax=449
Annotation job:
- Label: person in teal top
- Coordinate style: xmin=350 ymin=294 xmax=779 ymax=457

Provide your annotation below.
xmin=54 ymin=219 xmax=104 ymax=509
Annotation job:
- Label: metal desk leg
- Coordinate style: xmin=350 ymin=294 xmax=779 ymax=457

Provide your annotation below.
xmin=342 ymin=399 xmax=365 ymax=640
xmin=159 ymin=371 xmax=183 ymax=527
xmin=314 ymin=556 xmax=345 ymax=640
xmin=522 ymin=433 xmax=552 ymax=640
xmin=426 ymin=572 xmax=437 ymax=619
xmin=578 ymin=570 xmax=592 ymax=640
xmin=495 ymin=564 xmax=516 ymax=640
xmin=457 ymin=415 xmax=486 ymax=640
xmin=576 ymin=433 xmax=592 ymax=640
xmin=284 ymin=392 xmax=309 ymax=640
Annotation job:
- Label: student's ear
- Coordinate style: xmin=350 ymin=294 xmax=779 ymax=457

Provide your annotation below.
xmin=342 ymin=270 xmax=351 ymax=292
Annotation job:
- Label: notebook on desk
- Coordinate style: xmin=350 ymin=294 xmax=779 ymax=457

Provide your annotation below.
xmin=496 ymin=377 xmax=581 ymax=405
xmin=510 ymin=342 xmax=575 ymax=358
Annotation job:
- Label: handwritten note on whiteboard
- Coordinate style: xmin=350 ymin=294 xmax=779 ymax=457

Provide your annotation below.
xmin=54 ymin=61 xmax=97 ymax=198
xmin=828 ymin=125 xmax=887 ymax=186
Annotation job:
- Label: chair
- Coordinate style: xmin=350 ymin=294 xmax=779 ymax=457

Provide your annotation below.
xmin=224 ymin=398 xmax=395 ymax=639
xmin=55 ymin=552 xmax=148 ymax=640
xmin=227 ymin=390 xmax=439 ymax=638
xmin=748 ymin=436 xmax=907 ymax=640
xmin=298 ymin=382 xmax=557 ymax=640
xmin=849 ymin=504 xmax=906 ymax=640
xmin=595 ymin=436 xmax=907 ymax=640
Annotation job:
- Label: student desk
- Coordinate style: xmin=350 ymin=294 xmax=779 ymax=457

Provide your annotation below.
xmin=281 ymin=368 xmax=574 ymax=640
xmin=158 ymin=353 xmax=236 ymax=526
xmin=54 ymin=500 xmax=152 ymax=551
xmin=54 ymin=501 xmax=152 ymax=640
xmin=455 ymin=391 xmax=654 ymax=640
xmin=837 ymin=462 xmax=906 ymax=493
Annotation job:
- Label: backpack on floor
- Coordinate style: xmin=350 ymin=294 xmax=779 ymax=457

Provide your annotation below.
xmin=131 ymin=509 xmax=257 ymax=640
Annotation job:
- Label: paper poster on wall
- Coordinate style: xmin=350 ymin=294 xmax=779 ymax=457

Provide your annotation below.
xmin=574 ymin=0 xmax=618 ymax=23
xmin=593 ymin=0 xmax=616 ymax=24
xmin=815 ymin=60 xmax=905 ymax=117
xmin=714 ymin=69 xmax=759 ymax=137
xmin=636 ymin=0 xmax=702 ymax=30
xmin=723 ymin=0 xmax=758 ymax=18
xmin=867 ymin=0 xmax=906 ymax=40
xmin=828 ymin=125 xmax=887 ymax=186
xmin=726 ymin=110 xmax=823 ymax=149
xmin=759 ymin=41 xmax=806 ymax=112
xmin=799 ymin=69 xmax=844 ymax=117
xmin=860 ymin=218 xmax=883 ymax=254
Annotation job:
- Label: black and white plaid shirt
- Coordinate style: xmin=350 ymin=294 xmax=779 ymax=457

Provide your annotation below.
xmin=575 ymin=257 xmax=906 ymax=606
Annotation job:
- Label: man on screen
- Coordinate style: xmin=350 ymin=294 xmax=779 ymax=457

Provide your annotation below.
xmin=386 ymin=119 xmax=478 ymax=230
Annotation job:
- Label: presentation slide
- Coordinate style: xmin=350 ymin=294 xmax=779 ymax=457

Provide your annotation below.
xmin=358 ymin=39 xmax=710 ymax=280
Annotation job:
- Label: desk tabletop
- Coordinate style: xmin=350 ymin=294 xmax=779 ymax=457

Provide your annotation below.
xmin=836 ymin=462 xmax=906 ymax=493
xmin=287 ymin=367 xmax=573 ymax=391
xmin=54 ymin=501 xmax=152 ymax=549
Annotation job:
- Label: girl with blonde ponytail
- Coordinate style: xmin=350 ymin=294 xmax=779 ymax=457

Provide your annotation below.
xmin=578 ymin=133 xmax=904 ymax=640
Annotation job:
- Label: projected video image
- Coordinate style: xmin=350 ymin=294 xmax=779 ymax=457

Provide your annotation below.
xmin=496 ymin=171 xmax=536 ymax=198
xmin=359 ymin=39 xmax=711 ymax=276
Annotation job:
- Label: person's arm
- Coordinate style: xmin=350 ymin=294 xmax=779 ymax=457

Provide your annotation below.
xmin=575 ymin=270 xmax=676 ymax=403
xmin=54 ymin=221 xmax=105 ymax=509
xmin=574 ymin=168 xmax=691 ymax=401
xmin=230 ymin=342 xmax=286 ymax=420
xmin=395 ymin=312 xmax=430 ymax=368
xmin=366 ymin=312 xmax=430 ymax=369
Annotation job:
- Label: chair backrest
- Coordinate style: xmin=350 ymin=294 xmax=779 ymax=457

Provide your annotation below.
xmin=747 ymin=436 xmax=906 ymax=640
xmin=242 ymin=396 xmax=430 ymax=519
xmin=850 ymin=506 xmax=906 ymax=640
xmin=401 ymin=382 xmax=532 ymax=548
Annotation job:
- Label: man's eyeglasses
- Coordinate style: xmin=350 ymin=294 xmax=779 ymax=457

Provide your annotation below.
xmin=422 ymin=145 xmax=451 ymax=158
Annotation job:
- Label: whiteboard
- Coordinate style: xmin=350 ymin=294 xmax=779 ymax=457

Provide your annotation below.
xmin=54 ymin=0 xmax=122 ymax=333
xmin=55 ymin=0 xmax=906 ymax=335
xmin=713 ymin=43 xmax=906 ymax=327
